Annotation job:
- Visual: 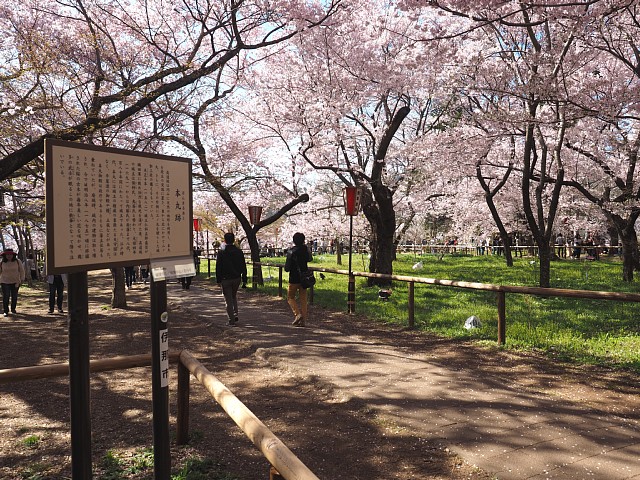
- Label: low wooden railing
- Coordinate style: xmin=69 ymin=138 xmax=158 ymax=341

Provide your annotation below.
xmin=0 ymin=352 xmax=180 ymax=384
xmin=253 ymin=262 xmax=640 ymax=345
xmin=0 ymin=351 xmax=318 ymax=480
xmin=177 ymin=350 xmax=319 ymax=480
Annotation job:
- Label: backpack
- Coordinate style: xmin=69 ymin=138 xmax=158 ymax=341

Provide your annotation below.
xmin=299 ymin=269 xmax=316 ymax=289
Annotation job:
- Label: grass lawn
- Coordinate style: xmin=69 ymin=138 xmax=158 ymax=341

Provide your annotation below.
xmin=201 ymin=252 xmax=640 ymax=373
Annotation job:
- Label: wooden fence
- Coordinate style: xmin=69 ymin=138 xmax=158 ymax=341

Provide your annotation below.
xmin=0 ymin=351 xmax=318 ymax=480
xmin=253 ymin=262 xmax=640 ymax=345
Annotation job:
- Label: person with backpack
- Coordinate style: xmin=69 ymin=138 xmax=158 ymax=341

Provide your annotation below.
xmin=215 ymin=232 xmax=247 ymax=326
xmin=284 ymin=232 xmax=313 ymax=327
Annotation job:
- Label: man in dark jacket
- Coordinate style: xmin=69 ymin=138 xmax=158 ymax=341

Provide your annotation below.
xmin=215 ymin=232 xmax=248 ymax=325
xmin=284 ymin=232 xmax=312 ymax=327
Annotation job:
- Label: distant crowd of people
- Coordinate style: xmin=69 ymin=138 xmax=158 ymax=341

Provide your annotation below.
xmin=4 ymin=227 xmax=614 ymax=325
xmin=557 ymin=233 xmax=607 ymax=260
xmin=124 ymin=264 xmax=150 ymax=289
xmin=395 ymin=232 xmax=619 ymax=261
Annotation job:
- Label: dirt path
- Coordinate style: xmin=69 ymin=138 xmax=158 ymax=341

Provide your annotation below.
xmin=1 ymin=271 xmax=639 ymax=479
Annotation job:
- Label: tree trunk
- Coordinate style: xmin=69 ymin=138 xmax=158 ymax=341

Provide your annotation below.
xmin=362 ymin=195 xmax=395 ymax=287
xmin=111 ymin=268 xmax=127 ymax=309
xmin=604 ymin=211 xmax=640 ymax=282
xmin=246 ymin=230 xmax=263 ymax=286
xmin=371 ymin=228 xmax=394 ymax=287
xmin=607 ymin=224 xmax=619 ymax=257
xmin=357 ymin=105 xmax=408 ymax=287
xmin=500 ymin=234 xmax=514 ymax=267
xmin=520 ymin=112 xmax=565 ymax=288
xmin=537 ymin=241 xmax=552 ymax=288
xmin=25 ymin=227 xmax=33 ymax=260
xmin=477 ymin=157 xmax=515 ymax=267
xmin=620 ymin=229 xmax=639 ymax=282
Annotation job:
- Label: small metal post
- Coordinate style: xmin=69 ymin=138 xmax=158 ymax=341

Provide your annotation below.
xmin=347 ymin=274 xmax=355 ymax=313
xmin=207 ymin=257 xmax=211 ymax=278
xmin=347 ymin=215 xmax=355 ymax=313
xmin=278 ymin=266 xmax=283 ymax=298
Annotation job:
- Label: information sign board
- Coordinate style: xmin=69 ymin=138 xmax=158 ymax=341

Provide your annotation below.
xmin=45 ymin=140 xmax=192 ymax=273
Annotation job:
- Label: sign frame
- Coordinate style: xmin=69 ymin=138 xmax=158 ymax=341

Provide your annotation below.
xmin=45 ymin=139 xmax=193 ymax=274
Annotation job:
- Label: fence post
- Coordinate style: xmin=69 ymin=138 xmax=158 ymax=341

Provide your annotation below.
xmin=408 ymin=281 xmax=415 ymax=328
xmin=497 ymin=291 xmax=506 ymax=345
xmin=176 ymin=361 xmax=190 ymax=445
xmin=207 ymin=257 xmax=211 ymax=278
xmin=278 ymin=266 xmax=283 ymax=298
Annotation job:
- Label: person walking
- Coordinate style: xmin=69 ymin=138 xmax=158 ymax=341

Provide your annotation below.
xmin=284 ymin=232 xmax=313 ymax=327
xmin=26 ymin=254 xmax=38 ymax=280
xmin=46 ymin=272 xmax=66 ymax=314
xmin=124 ymin=265 xmax=135 ymax=289
xmin=215 ymin=232 xmax=247 ymax=326
xmin=0 ymin=248 xmax=25 ymax=317
xmin=555 ymin=233 xmax=566 ymax=258
xmin=181 ymin=248 xmax=200 ymax=289
xmin=140 ymin=264 xmax=149 ymax=284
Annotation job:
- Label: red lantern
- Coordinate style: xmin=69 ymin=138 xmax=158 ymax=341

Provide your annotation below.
xmin=248 ymin=205 xmax=263 ymax=225
xmin=343 ymin=186 xmax=361 ymax=216
xmin=193 ymin=218 xmax=201 ymax=232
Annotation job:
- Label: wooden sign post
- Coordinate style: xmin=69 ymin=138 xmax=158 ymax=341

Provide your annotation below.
xmin=45 ymin=140 xmax=192 ymax=479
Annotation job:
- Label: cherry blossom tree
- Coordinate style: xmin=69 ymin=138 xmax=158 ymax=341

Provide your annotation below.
xmin=0 ymin=0 xmax=343 ymax=179
xmin=412 ymin=1 xmax=630 ymax=286
xmin=558 ymin=5 xmax=640 ymax=281
xmin=563 ymin=121 xmax=640 ymax=280
xmin=238 ymin=0 xmax=459 ymax=285
xmin=154 ymin=85 xmax=316 ymax=283
xmin=0 ymin=0 xmax=343 ymax=307
xmin=415 ymin=120 xmax=526 ymax=264
xmin=0 ymin=176 xmax=44 ymax=259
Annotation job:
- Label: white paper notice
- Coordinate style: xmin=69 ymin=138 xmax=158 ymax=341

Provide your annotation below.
xmin=159 ymin=329 xmax=169 ymax=388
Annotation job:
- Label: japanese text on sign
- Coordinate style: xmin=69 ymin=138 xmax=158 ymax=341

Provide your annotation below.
xmin=45 ymin=140 xmax=192 ymax=273
xmin=159 ymin=329 xmax=169 ymax=388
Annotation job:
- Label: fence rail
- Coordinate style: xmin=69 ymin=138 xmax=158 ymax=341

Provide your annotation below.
xmin=253 ymin=262 xmax=640 ymax=345
xmin=0 ymin=351 xmax=180 ymax=384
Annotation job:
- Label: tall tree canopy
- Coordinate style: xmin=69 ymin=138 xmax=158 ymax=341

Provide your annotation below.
xmin=2 ymin=0 xmax=640 ymax=286
xmin=0 ymin=0 xmax=342 ymax=179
